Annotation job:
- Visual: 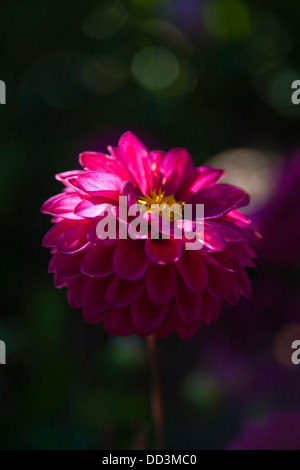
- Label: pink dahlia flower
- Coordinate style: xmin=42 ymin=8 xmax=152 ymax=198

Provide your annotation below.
xmin=41 ymin=132 xmax=257 ymax=339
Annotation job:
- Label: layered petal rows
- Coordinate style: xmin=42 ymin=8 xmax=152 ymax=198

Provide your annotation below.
xmin=41 ymin=132 xmax=257 ymax=339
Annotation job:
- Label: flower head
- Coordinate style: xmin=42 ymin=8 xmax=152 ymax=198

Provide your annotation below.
xmin=41 ymin=132 xmax=257 ymax=339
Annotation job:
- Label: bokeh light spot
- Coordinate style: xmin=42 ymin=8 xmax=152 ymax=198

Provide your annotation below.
xmin=82 ymin=55 xmax=128 ymax=95
xmin=81 ymin=1 xmax=127 ymax=40
xmin=203 ymin=0 xmax=250 ymax=41
xmin=132 ymin=46 xmax=180 ymax=91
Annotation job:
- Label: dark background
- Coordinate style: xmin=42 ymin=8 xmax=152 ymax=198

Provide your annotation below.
xmin=0 ymin=0 xmax=300 ymax=449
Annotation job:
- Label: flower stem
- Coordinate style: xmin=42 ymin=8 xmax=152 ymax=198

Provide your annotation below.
xmin=147 ymin=335 xmax=164 ymax=450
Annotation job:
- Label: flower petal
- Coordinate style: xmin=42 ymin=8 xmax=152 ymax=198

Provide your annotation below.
xmin=147 ymin=263 xmax=176 ymax=304
xmin=113 ymin=239 xmax=149 ymax=280
xmin=57 ymin=221 xmax=91 ymax=254
xmin=80 ymin=244 xmax=115 ymax=277
xmin=176 ymin=317 xmax=202 ymax=340
xmin=105 ymin=275 xmax=146 ymax=308
xmin=74 ymin=198 xmax=115 ymax=219
xmin=176 ymin=166 xmax=225 ymax=201
xmin=176 ymin=280 xmax=202 ymax=324
xmin=160 ymin=148 xmax=194 ymax=194
xmin=42 ymin=220 xmax=76 ymax=247
xmin=155 ymin=298 xmax=179 ymax=338
xmin=76 ymin=171 xmax=124 ymax=197
xmin=79 ymin=151 xmax=129 ymax=180
xmin=49 ymin=252 xmax=83 ymax=279
xmin=104 ymin=306 xmax=136 ymax=336
xmin=145 ymin=238 xmax=183 ymax=265
xmin=41 ymin=193 xmax=83 ymax=219
xmin=175 ymin=251 xmax=208 ymax=292
xmin=118 ymin=131 xmax=149 ymax=195
xmin=189 ymin=184 xmax=250 ymax=219
xmin=82 ymin=275 xmax=113 ymax=320
xmin=67 ymin=275 xmax=84 ymax=308
xmin=131 ymin=290 xmax=168 ymax=336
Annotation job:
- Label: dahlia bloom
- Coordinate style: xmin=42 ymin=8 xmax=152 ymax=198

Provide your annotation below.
xmin=41 ymin=132 xmax=257 ymax=339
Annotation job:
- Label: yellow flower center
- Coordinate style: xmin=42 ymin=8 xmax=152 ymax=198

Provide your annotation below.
xmin=138 ymin=188 xmax=184 ymax=222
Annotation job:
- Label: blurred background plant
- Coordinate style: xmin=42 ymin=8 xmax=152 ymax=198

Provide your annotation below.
xmin=0 ymin=0 xmax=300 ymax=449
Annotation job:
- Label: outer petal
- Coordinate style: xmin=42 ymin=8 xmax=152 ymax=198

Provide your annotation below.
xmin=74 ymin=198 xmax=115 ymax=219
xmin=118 ymin=131 xmax=150 ymax=195
xmin=176 ymin=166 xmax=225 ymax=201
xmin=41 ymin=193 xmax=83 ymax=217
xmin=80 ymin=244 xmax=115 ymax=277
xmin=188 ymin=184 xmax=250 ymax=219
xmin=155 ymin=298 xmax=179 ymax=338
xmin=76 ymin=171 xmax=124 ymax=197
xmin=175 ymin=251 xmax=208 ymax=292
xmin=131 ymin=290 xmax=168 ymax=336
xmin=159 ymin=148 xmax=194 ymax=195
xmin=42 ymin=220 xmax=76 ymax=247
xmin=113 ymin=239 xmax=149 ymax=280
xmin=176 ymin=317 xmax=202 ymax=340
xmin=147 ymin=263 xmax=176 ymax=304
xmin=79 ymin=151 xmax=129 ymax=180
xmin=49 ymin=252 xmax=83 ymax=279
xmin=105 ymin=275 xmax=146 ymax=308
xmin=67 ymin=275 xmax=84 ymax=308
xmin=145 ymin=238 xmax=183 ymax=265
xmin=104 ymin=306 xmax=136 ymax=336
xmin=176 ymin=279 xmax=202 ymax=324
xmin=57 ymin=221 xmax=91 ymax=253
xmin=82 ymin=275 xmax=112 ymax=320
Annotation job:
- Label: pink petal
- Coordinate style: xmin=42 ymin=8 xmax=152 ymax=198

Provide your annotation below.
xmin=145 ymin=238 xmax=183 ymax=265
xmin=236 ymin=270 xmax=252 ymax=298
xmin=79 ymin=151 xmax=129 ymax=180
xmin=201 ymin=291 xmax=222 ymax=325
xmin=202 ymin=224 xmax=226 ymax=252
xmin=104 ymin=306 xmax=136 ymax=336
xmin=74 ymin=198 xmax=115 ymax=219
xmin=210 ymin=245 xmax=245 ymax=272
xmin=105 ymin=275 xmax=146 ymax=308
xmin=189 ymin=184 xmax=250 ymax=219
xmin=82 ymin=275 xmax=113 ymax=320
xmin=131 ymin=290 xmax=168 ymax=336
xmin=176 ymin=166 xmax=225 ymax=201
xmin=159 ymin=148 xmax=194 ymax=195
xmin=148 ymin=150 xmax=165 ymax=191
xmin=176 ymin=280 xmax=202 ymax=324
xmin=155 ymin=299 xmax=179 ymax=338
xmin=113 ymin=239 xmax=149 ymax=280
xmin=206 ymin=220 xmax=253 ymax=244
xmin=207 ymin=264 xmax=229 ymax=299
xmin=67 ymin=275 xmax=84 ymax=308
xmin=82 ymin=307 xmax=109 ymax=324
xmin=49 ymin=252 xmax=83 ymax=279
xmin=42 ymin=220 xmax=76 ymax=247
xmin=80 ymin=244 xmax=115 ymax=277
xmin=41 ymin=193 xmax=83 ymax=219
xmin=118 ymin=131 xmax=150 ymax=195
xmin=176 ymin=317 xmax=202 ymax=340
xmin=147 ymin=263 xmax=176 ymax=304
xmin=76 ymin=171 xmax=124 ymax=197
xmin=55 ymin=170 xmax=83 ymax=188
xmin=175 ymin=251 xmax=208 ymax=292
xmin=57 ymin=221 xmax=91 ymax=254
